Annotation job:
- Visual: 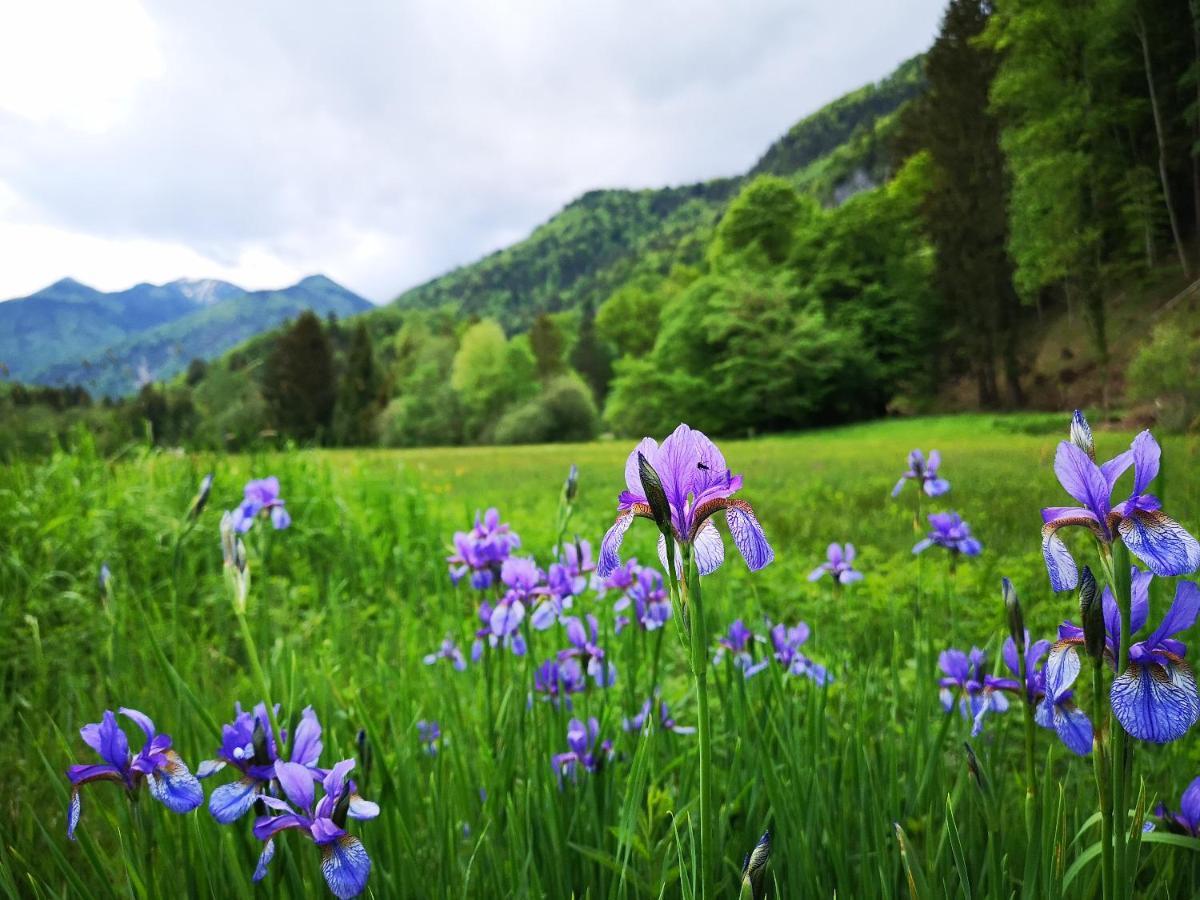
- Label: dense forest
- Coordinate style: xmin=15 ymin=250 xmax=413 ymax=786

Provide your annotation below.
xmin=4 ymin=0 xmax=1200 ymax=458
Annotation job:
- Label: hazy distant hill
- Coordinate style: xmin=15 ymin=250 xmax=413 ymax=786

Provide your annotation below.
xmin=1 ymin=274 xmax=371 ymax=397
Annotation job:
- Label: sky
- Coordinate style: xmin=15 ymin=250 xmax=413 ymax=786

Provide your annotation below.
xmin=0 ymin=1 xmax=945 ymax=304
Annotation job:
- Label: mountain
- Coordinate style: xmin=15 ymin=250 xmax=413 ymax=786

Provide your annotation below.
xmin=376 ymin=55 xmax=924 ymax=333
xmin=2 ymin=275 xmax=371 ymax=397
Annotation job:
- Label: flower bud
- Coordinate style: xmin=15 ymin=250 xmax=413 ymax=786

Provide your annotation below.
xmin=189 ymin=473 xmax=214 ymax=521
xmin=739 ymin=830 xmax=770 ymax=900
xmin=252 ymin=719 xmax=271 ymax=767
xmin=98 ymin=562 xmax=112 ymax=596
xmin=1070 ymin=410 xmax=1095 ymax=461
xmin=563 ymin=464 xmax=579 ymax=504
xmin=637 ymin=452 xmax=673 ymax=537
xmin=331 ymin=788 xmax=351 ymax=828
xmin=964 ymin=741 xmax=986 ymax=791
xmin=1078 ymin=566 xmax=1104 ymax=661
xmin=1002 ymin=577 xmax=1025 ymax=655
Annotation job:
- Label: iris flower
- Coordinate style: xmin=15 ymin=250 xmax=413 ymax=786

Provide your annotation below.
xmin=253 ymin=758 xmax=379 ymax=899
xmin=770 ymin=622 xmax=829 ymax=684
xmin=66 ymin=708 xmax=203 ymax=839
xmin=532 ymin=657 xmax=586 ymax=706
xmin=560 ymin=614 xmax=616 ymax=687
xmin=416 ymin=720 xmax=441 ymax=756
xmin=1154 ymin=776 xmax=1200 ymax=836
xmin=1048 ymin=572 xmax=1200 ymax=743
xmin=892 ymin=449 xmax=950 ymax=498
xmin=913 ymin=512 xmax=982 ymax=557
xmin=712 ymin=620 xmax=769 ymax=677
xmin=231 ymin=477 xmax=290 ymax=532
xmin=623 ymin=697 xmax=696 ymax=735
xmin=592 ymin=558 xmax=639 ymax=596
xmin=613 ymin=566 xmax=671 ymax=633
xmin=938 ymin=648 xmax=1009 ymax=730
xmin=471 ymin=599 xmax=527 ymax=660
xmin=807 ymin=543 xmax=864 ymax=585
xmin=423 ymin=634 xmax=468 ymax=671
xmin=447 ymin=508 xmax=521 ymax=589
xmin=551 ymin=718 xmax=612 ymax=782
xmin=597 ymin=424 xmax=773 ymax=578
xmin=197 ymin=703 xmax=325 ymax=824
xmin=1041 ymin=411 xmax=1200 ymax=591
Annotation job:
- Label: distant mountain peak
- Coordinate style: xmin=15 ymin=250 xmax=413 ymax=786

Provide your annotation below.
xmin=296 ymin=273 xmax=338 ymax=289
xmin=167 ymin=278 xmax=244 ymax=305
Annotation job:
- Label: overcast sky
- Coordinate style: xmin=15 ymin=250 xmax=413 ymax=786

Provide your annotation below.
xmin=0 ymin=1 xmax=945 ymax=303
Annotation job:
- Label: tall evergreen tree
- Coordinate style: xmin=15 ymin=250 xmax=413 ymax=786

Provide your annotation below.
xmin=529 ymin=313 xmax=565 ymax=379
xmin=570 ymin=300 xmax=614 ymax=404
xmin=333 ymin=322 xmax=381 ymax=445
xmin=262 ymin=311 xmax=335 ymax=442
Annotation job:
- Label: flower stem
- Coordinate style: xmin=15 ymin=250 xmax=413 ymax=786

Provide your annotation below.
xmin=683 ymin=548 xmax=715 ymax=899
xmin=1092 ymin=658 xmax=1113 ymax=900
xmin=1109 ymin=543 xmax=1134 ymax=900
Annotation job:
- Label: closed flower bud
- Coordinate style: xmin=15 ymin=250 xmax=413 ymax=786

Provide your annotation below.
xmin=1002 ymin=577 xmax=1025 ymax=655
xmin=1078 ymin=566 xmax=1104 ymax=662
xmin=637 ymin=452 xmax=673 ymax=537
xmin=189 ymin=472 xmax=214 ymax=521
xmin=1070 ymin=410 xmax=1095 ymax=461
xmin=739 ymin=830 xmax=771 ymax=900
xmin=964 ymin=741 xmax=986 ymax=792
xmin=563 ymin=464 xmax=579 ymax=504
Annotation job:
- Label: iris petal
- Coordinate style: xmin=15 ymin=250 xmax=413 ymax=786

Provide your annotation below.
xmin=208 ymin=776 xmax=261 ymax=824
xmin=1118 ymin=510 xmax=1200 ymax=578
xmin=597 ymin=512 xmax=634 ymax=579
xmin=726 ymin=501 xmax=773 ymax=571
xmin=253 ymin=838 xmax=276 ymax=883
xmin=692 ymin=520 xmax=725 ymax=575
xmin=290 ymin=706 xmax=323 ymax=767
xmin=147 ymin=751 xmax=204 ymax=813
xmin=1041 ymin=523 xmax=1079 ymax=592
xmin=1053 ymin=703 xmax=1093 ymax=756
xmin=1111 ymin=661 xmax=1200 ymax=743
xmin=320 ymin=834 xmax=372 ymax=899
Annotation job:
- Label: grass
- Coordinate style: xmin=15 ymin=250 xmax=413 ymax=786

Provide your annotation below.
xmin=2 ymin=414 xmax=1199 ymax=898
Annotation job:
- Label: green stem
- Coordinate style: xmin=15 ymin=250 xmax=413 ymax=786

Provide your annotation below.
xmin=684 ymin=548 xmax=715 ymax=899
xmin=1102 ymin=544 xmax=1134 ymax=900
xmin=1092 ymin=659 xmax=1113 ymax=900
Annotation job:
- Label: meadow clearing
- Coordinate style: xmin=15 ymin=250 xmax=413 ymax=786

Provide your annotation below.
xmin=2 ymin=414 xmax=1199 ymax=898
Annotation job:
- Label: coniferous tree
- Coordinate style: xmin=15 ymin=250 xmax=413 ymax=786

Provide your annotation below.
xmin=262 ymin=311 xmax=336 ymax=442
xmin=570 ymin=300 xmax=614 ymax=404
xmin=333 ymin=322 xmax=381 ymax=445
xmin=529 ymin=313 xmax=565 ymax=379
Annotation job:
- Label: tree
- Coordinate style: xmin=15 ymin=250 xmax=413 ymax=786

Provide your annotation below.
xmin=596 ymin=279 xmax=665 ymax=357
xmin=262 ymin=311 xmax=336 ymax=442
xmin=528 ymin=313 xmax=566 ymax=379
xmin=450 ymin=319 xmax=536 ymax=441
xmin=709 ymin=175 xmax=806 ymax=266
xmin=333 ymin=322 xmax=381 ymax=445
xmin=569 ymin=300 xmax=614 ymax=404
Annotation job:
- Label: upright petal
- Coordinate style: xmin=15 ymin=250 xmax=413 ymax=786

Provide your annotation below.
xmin=94 ymin=710 xmax=130 ymax=771
xmin=1111 ymin=661 xmax=1200 ymax=743
xmin=321 ymin=834 xmax=372 ymax=900
xmin=209 ymin=776 xmax=261 ymax=824
xmin=117 ymin=708 xmax=155 ymax=744
xmin=597 ymin=512 xmax=634 ymax=579
xmin=321 ymin=759 xmax=357 ymax=812
xmin=275 ymin=760 xmax=316 ymax=812
xmin=655 ymin=424 xmax=699 ymax=518
xmin=1144 ymin=581 xmax=1200 ymax=649
xmin=1041 ymin=523 xmax=1079 ymax=592
xmin=147 ymin=751 xmax=204 ymax=813
xmin=624 ymin=438 xmax=658 ymax=497
xmin=924 ymin=478 xmax=950 ymax=497
xmin=1119 ymin=511 xmax=1200 ymax=578
xmin=1181 ymin=775 xmax=1200 ymax=827
xmin=1128 ymin=431 xmax=1161 ymax=497
xmin=1054 ymin=442 xmax=1111 ymax=520
xmin=726 ymin=501 xmax=773 ymax=572
xmin=290 ymin=706 xmax=323 ymax=767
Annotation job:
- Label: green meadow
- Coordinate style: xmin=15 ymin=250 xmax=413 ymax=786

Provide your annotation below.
xmin=3 ymin=414 xmax=1199 ymax=897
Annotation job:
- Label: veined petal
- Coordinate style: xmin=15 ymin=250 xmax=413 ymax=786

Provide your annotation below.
xmin=726 ymin=500 xmax=773 ymax=571
xmin=1041 ymin=522 xmax=1079 ymax=592
xmin=1053 ymin=703 xmax=1093 ymax=756
xmin=147 ymin=751 xmax=203 ymax=813
xmin=597 ymin=511 xmax=635 ymax=579
xmin=1054 ymin=441 xmax=1111 ymax=520
xmin=1129 ymin=430 xmax=1161 ymax=497
xmin=624 ymin=437 xmax=659 ymax=496
xmin=1111 ymin=660 xmax=1200 ymax=743
xmin=252 ymin=812 xmax=308 ymax=841
xmin=1118 ymin=510 xmax=1200 ymax=578
xmin=253 ymin=838 xmax=276 ymax=883
xmin=67 ymin=791 xmax=82 ymax=840
xmin=1044 ymin=641 xmax=1082 ymax=703
xmin=209 ymin=776 xmax=261 ymax=824
xmin=692 ymin=519 xmax=725 ymax=575
xmin=320 ymin=834 xmax=372 ymax=900
xmin=275 ymin=760 xmax=315 ymax=812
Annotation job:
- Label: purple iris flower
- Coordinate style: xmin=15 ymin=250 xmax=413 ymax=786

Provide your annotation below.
xmin=253 ymin=758 xmax=379 ymax=899
xmin=938 ymin=648 xmax=1010 ymax=732
xmin=623 ymin=698 xmax=696 ymax=735
xmin=591 ymin=558 xmax=639 ymax=596
xmin=471 ymin=598 xmax=527 ymax=660
xmin=423 ymin=634 xmax=467 ymax=671
xmin=231 ymin=477 xmax=290 ymax=532
xmin=1048 ymin=572 xmax=1200 ymax=743
xmin=560 ymin=614 xmax=616 ymax=686
xmin=770 ymin=622 xmax=829 ymax=685
xmin=1154 ymin=776 xmax=1200 ymax=836
xmin=66 ymin=708 xmax=203 ymax=839
xmin=597 ymin=424 xmax=773 ymax=578
xmin=197 ymin=703 xmax=325 ymax=824
xmin=1041 ymin=411 xmax=1200 ymax=591
xmin=807 ymin=543 xmax=864 ymax=585
xmin=712 ymin=620 xmax=769 ymax=677
xmin=614 ymin=566 xmax=671 ymax=633
xmin=551 ymin=718 xmax=612 ymax=783
xmin=913 ymin=512 xmax=982 ymax=557
xmin=532 ymin=657 xmax=586 ymax=706
xmin=447 ymin=508 xmax=521 ymax=590
xmin=892 ymin=449 xmax=950 ymax=498
xmin=417 ymin=720 xmax=441 ymax=756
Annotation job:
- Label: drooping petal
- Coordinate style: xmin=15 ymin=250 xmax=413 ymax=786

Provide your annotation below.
xmin=118 ymin=708 xmax=157 ymax=744
xmin=1180 ymin=775 xmax=1200 ymax=827
xmin=209 ymin=776 xmax=261 ymax=824
xmin=253 ymin=838 xmax=276 ymax=882
xmin=1053 ymin=704 xmax=1093 ymax=756
xmin=270 ymin=505 xmax=291 ymax=530
xmin=1118 ymin=510 xmax=1200 ymax=578
xmin=320 ymin=834 xmax=372 ymax=900
xmin=275 ymin=760 xmax=316 ymax=812
xmin=912 ymin=538 xmax=933 ymax=555
xmin=891 ymin=477 xmax=907 ymax=497
xmin=1044 ymin=642 xmax=1082 ymax=703
xmin=146 ymin=751 xmax=204 ymax=813
xmin=597 ymin=512 xmax=634 ymax=579
xmin=692 ymin=519 xmax=725 ymax=575
xmin=1041 ymin=523 xmax=1079 ymax=592
xmin=838 ymin=569 xmax=864 ymax=585
xmin=1111 ymin=661 xmax=1200 ymax=743
xmin=348 ymin=794 xmax=380 ymax=820
xmin=67 ymin=791 xmax=81 ymax=840
xmin=195 ymin=759 xmax=225 ymax=779
xmin=807 ymin=566 xmax=827 ymax=582
xmin=66 ymin=763 xmax=124 ymax=786
xmin=290 ymin=706 xmax=323 ymax=767
xmin=924 ymin=478 xmax=950 ymax=497
xmin=726 ymin=500 xmax=773 ymax=571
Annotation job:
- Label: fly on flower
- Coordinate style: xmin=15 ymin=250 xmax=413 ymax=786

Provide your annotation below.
xmin=1041 ymin=411 xmax=1200 ymax=591
xmin=597 ymin=424 xmax=773 ymax=579
xmin=892 ymin=449 xmax=950 ymax=498
xmin=230 ymin=477 xmax=291 ymax=532
xmin=197 ymin=703 xmax=324 ymax=824
xmin=66 ymin=708 xmax=203 ymax=839
xmin=1048 ymin=570 xmax=1200 ymax=743
xmin=808 ymin=542 xmax=864 ymax=585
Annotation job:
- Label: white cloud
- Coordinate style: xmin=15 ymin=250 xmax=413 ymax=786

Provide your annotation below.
xmin=0 ymin=0 xmax=945 ymax=303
